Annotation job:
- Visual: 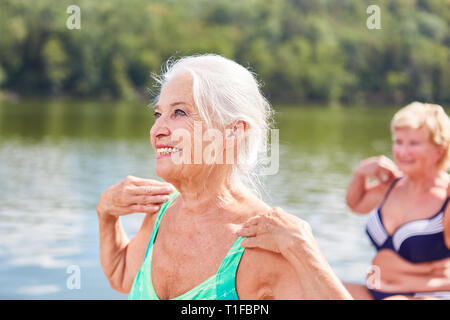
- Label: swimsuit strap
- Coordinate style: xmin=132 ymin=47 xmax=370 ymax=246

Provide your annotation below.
xmin=438 ymin=197 xmax=450 ymax=214
xmin=144 ymin=190 xmax=179 ymax=259
xmin=215 ymin=236 xmax=246 ymax=300
xmin=379 ymin=177 xmax=401 ymax=209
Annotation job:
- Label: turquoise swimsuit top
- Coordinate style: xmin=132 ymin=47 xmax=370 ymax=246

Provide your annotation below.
xmin=128 ymin=191 xmax=246 ymax=300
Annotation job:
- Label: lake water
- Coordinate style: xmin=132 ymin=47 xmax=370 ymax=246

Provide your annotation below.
xmin=0 ymin=101 xmax=399 ymax=299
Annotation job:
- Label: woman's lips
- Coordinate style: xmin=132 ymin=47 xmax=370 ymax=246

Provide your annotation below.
xmin=398 ymin=160 xmax=414 ymax=166
xmin=155 ymin=145 xmax=182 ymax=160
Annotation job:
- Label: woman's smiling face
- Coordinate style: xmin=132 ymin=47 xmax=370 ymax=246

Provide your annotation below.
xmin=392 ymin=126 xmax=444 ymax=175
xmin=150 ymin=72 xmax=197 ymax=180
xmin=150 ymin=71 xmax=228 ymax=184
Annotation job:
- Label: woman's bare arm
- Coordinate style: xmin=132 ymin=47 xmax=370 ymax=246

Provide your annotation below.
xmin=97 ymin=176 xmax=173 ymax=293
xmin=371 ymin=250 xmax=450 ymax=293
xmin=346 ymin=171 xmax=387 ymax=213
xmin=237 ymin=208 xmax=352 ymax=299
xmin=280 ymin=238 xmax=351 ymax=299
xmin=346 ymin=156 xmax=401 ymax=214
xmin=97 ymin=212 xmax=158 ymax=293
xmin=444 ymin=196 xmax=450 ymax=248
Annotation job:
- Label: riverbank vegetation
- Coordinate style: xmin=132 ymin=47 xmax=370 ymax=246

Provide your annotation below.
xmin=0 ymin=0 xmax=449 ymax=105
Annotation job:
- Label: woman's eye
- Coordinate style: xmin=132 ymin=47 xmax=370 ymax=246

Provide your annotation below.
xmin=175 ymin=109 xmax=187 ymax=116
xmin=154 ymin=112 xmax=161 ymax=119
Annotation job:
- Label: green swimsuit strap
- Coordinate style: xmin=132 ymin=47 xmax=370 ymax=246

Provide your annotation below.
xmin=143 ymin=190 xmax=179 ymax=258
xmin=215 ymin=236 xmax=246 ymax=300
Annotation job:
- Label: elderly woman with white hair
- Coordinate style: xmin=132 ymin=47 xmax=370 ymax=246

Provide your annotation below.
xmin=345 ymin=102 xmax=450 ymax=300
xmin=96 ymin=54 xmax=351 ymax=300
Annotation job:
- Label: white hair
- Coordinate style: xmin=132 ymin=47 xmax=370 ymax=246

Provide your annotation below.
xmin=152 ymin=54 xmax=274 ymax=194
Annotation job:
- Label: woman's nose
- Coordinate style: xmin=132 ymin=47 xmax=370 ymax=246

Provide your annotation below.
xmin=398 ymin=145 xmax=410 ymax=156
xmin=150 ymin=116 xmax=171 ymax=138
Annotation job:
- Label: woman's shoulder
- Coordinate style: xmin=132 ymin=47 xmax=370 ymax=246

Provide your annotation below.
xmin=234 ymin=189 xmax=272 ymax=220
xmin=236 ymin=244 xmax=301 ymax=299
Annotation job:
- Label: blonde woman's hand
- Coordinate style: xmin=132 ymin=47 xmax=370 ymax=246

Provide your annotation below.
xmin=356 ymin=155 xmax=402 ymax=184
xmin=97 ymin=175 xmax=174 ymax=218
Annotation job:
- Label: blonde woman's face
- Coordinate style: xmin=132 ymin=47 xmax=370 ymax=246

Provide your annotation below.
xmin=392 ymin=127 xmax=444 ymax=174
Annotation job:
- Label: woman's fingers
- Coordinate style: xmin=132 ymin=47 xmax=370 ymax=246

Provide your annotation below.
xmin=239 ymin=213 xmax=275 ymax=234
xmin=239 ymin=215 xmax=261 ymax=228
xmin=379 ymin=156 xmax=402 ymax=175
xmin=382 ymin=164 xmax=402 ymax=178
xmin=124 ymin=175 xmax=171 ymax=187
xmin=129 ymin=185 xmax=174 ymax=196
xmin=236 ymin=210 xmax=284 ymax=253
xmin=104 ymin=203 xmax=162 ymax=216
xmin=237 ymin=207 xmax=316 ymax=257
xmin=98 ymin=176 xmax=173 ymax=217
xmin=374 ymin=158 xmax=401 ymax=183
xmin=383 ymin=167 xmax=401 ymax=181
xmin=236 ymin=225 xmax=258 ymax=237
xmin=118 ymin=190 xmax=171 ymax=211
xmin=126 ymin=203 xmax=162 ymax=215
xmin=375 ymin=168 xmax=392 ymax=183
xmin=129 ymin=194 xmax=170 ymax=205
xmin=359 ymin=155 xmax=402 ymax=182
xmin=123 ymin=175 xmax=174 ymax=195
xmin=240 ymin=237 xmax=260 ymax=249
xmin=240 ymin=233 xmax=277 ymax=252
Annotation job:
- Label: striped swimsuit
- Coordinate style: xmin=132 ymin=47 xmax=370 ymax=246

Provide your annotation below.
xmin=366 ymin=177 xmax=450 ymax=299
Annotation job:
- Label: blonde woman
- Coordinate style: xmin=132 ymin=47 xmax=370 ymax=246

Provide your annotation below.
xmin=345 ymin=102 xmax=450 ymax=299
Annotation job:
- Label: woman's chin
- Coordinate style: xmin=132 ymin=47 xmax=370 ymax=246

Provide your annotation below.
xmin=398 ymin=165 xmax=419 ymax=176
xmin=155 ymin=161 xmax=180 ymax=181
xmin=155 ymin=166 xmax=172 ymax=180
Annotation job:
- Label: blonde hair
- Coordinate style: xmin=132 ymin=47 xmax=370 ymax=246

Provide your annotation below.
xmin=391 ymin=101 xmax=450 ymax=170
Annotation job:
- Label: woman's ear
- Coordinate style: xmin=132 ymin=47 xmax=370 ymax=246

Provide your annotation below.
xmin=225 ymin=120 xmax=247 ymax=148
xmin=233 ymin=120 xmax=247 ymax=135
xmin=226 ymin=120 xmax=246 ymax=136
xmin=436 ymin=146 xmax=447 ymax=165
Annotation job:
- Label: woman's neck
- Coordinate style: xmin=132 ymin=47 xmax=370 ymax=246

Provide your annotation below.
xmin=405 ymin=169 xmax=448 ymax=194
xmin=168 ymin=168 xmax=248 ymax=217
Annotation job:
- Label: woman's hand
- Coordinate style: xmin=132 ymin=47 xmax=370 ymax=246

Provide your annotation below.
xmin=237 ymin=207 xmax=353 ymax=299
xmin=236 ymin=207 xmax=317 ymax=256
xmin=356 ymin=155 xmax=402 ymax=184
xmin=97 ymin=175 xmax=174 ymax=218
xmin=346 ymin=155 xmax=402 ymax=213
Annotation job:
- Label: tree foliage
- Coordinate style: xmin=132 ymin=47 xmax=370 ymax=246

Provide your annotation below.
xmin=0 ymin=0 xmax=448 ymax=104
